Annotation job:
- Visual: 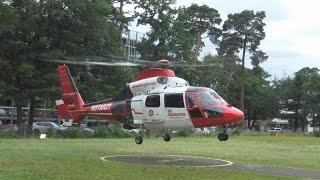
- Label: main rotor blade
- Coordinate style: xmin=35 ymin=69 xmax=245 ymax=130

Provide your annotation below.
xmin=46 ymin=59 xmax=142 ymax=67
xmin=87 ymin=61 xmax=141 ymax=67
xmin=45 ymin=55 xmax=238 ymax=68
xmin=173 ymin=64 xmax=222 ymax=67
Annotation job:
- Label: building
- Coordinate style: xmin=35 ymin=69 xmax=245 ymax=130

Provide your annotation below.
xmin=122 ymin=30 xmax=145 ymax=62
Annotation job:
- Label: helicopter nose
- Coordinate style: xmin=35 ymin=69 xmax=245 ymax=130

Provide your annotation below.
xmin=223 ymin=105 xmax=244 ymax=123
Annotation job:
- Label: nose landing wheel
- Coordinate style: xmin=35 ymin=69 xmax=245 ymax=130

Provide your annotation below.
xmin=218 ymin=130 xmax=229 ymax=141
xmin=135 ymin=124 xmax=144 ymax=145
xmin=135 ymin=136 xmax=143 ymax=145
xmin=163 ymin=134 xmax=171 ymax=142
xmin=160 ymin=130 xmax=171 ymax=142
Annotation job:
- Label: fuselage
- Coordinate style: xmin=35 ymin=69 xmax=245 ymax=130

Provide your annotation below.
xmin=57 ymin=65 xmax=244 ymax=130
xmin=56 ymin=64 xmax=243 ymax=143
xmin=80 ymin=82 xmax=244 ymax=130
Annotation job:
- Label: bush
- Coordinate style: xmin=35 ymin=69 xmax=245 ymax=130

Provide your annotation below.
xmin=0 ymin=129 xmax=18 ymax=138
xmin=46 ymin=128 xmax=55 ymax=138
xmin=216 ymin=126 xmax=226 ymax=133
xmin=270 ymin=132 xmax=277 ymax=136
xmin=79 ymin=130 xmax=94 ymax=138
xmin=94 ymin=125 xmax=130 ymax=138
xmin=314 ymin=130 xmax=320 ymax=137
xmin=61 ymin=127 xmax=81 ymax=138
xmin=232 ymin=128 xmax=242 ymax=136
xmin=37 ymin=127 xmax=94 ymax=139
xmin=174 ymin=129 xmax=192 ymax=137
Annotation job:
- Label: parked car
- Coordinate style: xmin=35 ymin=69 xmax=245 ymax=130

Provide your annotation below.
xmin=268 ymin=127 xmax=282 ymax=132
xmin=193 ymin=128 xmax=212 ymax=135
xmin=121 ymin=128 xmax=140 ymax=134
xmin=79 ymin=124 xmax=94 ymax=134
xmin=119 ymin=124 xmax=140 ymax=134
xmin=60 ymin=123 xmax=95 ymax=133
xmin=127 ymin=129 xmax=140 ymax=134
xmin=33 ymin=122 xmax=67 ymax=135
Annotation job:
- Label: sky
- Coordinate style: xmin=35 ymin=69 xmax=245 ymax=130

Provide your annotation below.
xmin=127 ymin=0 xmax=320 ymax=78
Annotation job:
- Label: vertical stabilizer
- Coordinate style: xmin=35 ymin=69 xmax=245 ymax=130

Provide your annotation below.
xmin=56 ymin=65 xmax=85 ymax=123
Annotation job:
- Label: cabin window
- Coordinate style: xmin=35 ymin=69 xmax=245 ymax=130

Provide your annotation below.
xmin=145 ymin=95 xmax=160 ymax=107
xmin=165 ymin=93 xmax=184 ymax=108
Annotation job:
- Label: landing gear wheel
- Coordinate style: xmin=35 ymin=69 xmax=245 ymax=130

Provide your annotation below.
xmin=218 ymin=133 xmax=229 ymax=141
xmin=163 ymin=134 xmax=171 ymax=142
xmin=223 ymin=133 xmax=229 ymax=141
xmin=135 ymin=136 xmax=143 ymax=145
xmin=218 ymin=133 xmax=224 ymax=141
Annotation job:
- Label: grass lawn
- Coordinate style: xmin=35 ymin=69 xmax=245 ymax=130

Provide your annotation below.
xmin=0 ymin=135 xmax=319 ymax=179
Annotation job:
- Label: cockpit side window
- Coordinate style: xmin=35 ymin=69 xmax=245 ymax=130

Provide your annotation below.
xmin=186 ymin=94 xmax=196 ymax=108
xmin=165 ymin=93 xmax=184 ymax=108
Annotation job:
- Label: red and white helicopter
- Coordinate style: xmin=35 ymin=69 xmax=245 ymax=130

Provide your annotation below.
xmin=55 ymin=59 xmax=244 ymax=144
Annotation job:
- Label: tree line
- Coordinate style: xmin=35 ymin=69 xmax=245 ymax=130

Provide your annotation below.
xmin=0 ymin=0 xmax=319 ymax=136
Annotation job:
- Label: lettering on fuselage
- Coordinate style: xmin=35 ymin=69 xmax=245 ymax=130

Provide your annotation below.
xmin=168 ymin=109 xmax=185 ymax=116
xmin=131 ymin=82 xmax=156 ymax=88
xmin=91 ymin=103 xmax=112 ymax=111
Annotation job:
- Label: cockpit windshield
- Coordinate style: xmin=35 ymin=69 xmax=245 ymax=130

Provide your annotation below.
xmin=198 ymin=89 xmax=225 ymax=107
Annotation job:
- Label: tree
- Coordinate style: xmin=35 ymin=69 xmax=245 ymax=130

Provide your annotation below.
xmin=110 ymin=0 xmax=134 ymax=34
xmin=167 ymin=6 xmax=196 ymax=62
xmin=70 ymin=65 xmax=138 ymax=102
xmin=36 ymin=0 xmax=127 ymax=127
xmin=311 ymin=115 xmax=320 ymax=129
xmin=175 ymin=54 xmax=241 ymax=107
xmin=0 ymin=0 xmax=41 ymax=136
xmin=134 ymin=1 xmax=223 ymax=63
xmin=134 ymin=0 xmax=177 ymax=60
xmin=245 ymin=69 xmax=278 ymax=129
xmin=184 ymin=4 xmax=221 ymax=61
xmin=202 ymin=54 xmax=239 ymax=100
xmin=39 ymin=0 xmax=122 ymax=57
xmin=0 ymin=0 xmax=124 ymax=136
xmin=306 ymin=71 xmax=320 ymax=129
xmin=218 ymin=10 xmax=266 ymax=112
xmin=251 ymin=50 xmax=268 ymax=76
xmin=276 ymin=67 xmax=320 ymax=131
xmin=296 ymin=68 xmax=320 ymax=131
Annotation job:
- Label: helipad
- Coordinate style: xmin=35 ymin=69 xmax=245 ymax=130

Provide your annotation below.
xmin=101 ymin=155 xmax=320 ymax=179
xmin=101 ymin=155 xmax=233 ymax=167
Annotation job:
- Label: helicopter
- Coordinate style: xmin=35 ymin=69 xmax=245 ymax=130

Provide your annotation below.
xmin=55 ymin=59 xmax=244 ymax=144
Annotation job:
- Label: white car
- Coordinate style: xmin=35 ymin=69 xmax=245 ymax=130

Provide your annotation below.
xmin=268 ymin=128 xmax=282 ymax=132
xmin=193 ymin=128 xmax=212 ymax=134
xmin=60 ymin=123 xmax=95 ymax=133
xmin=122 ymin=128 xmax=140 ymax=134
xmin=33 ymin=122 xmax=67 ymax=135
xmin=79 ymin=124 xmax=94 ymax=133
